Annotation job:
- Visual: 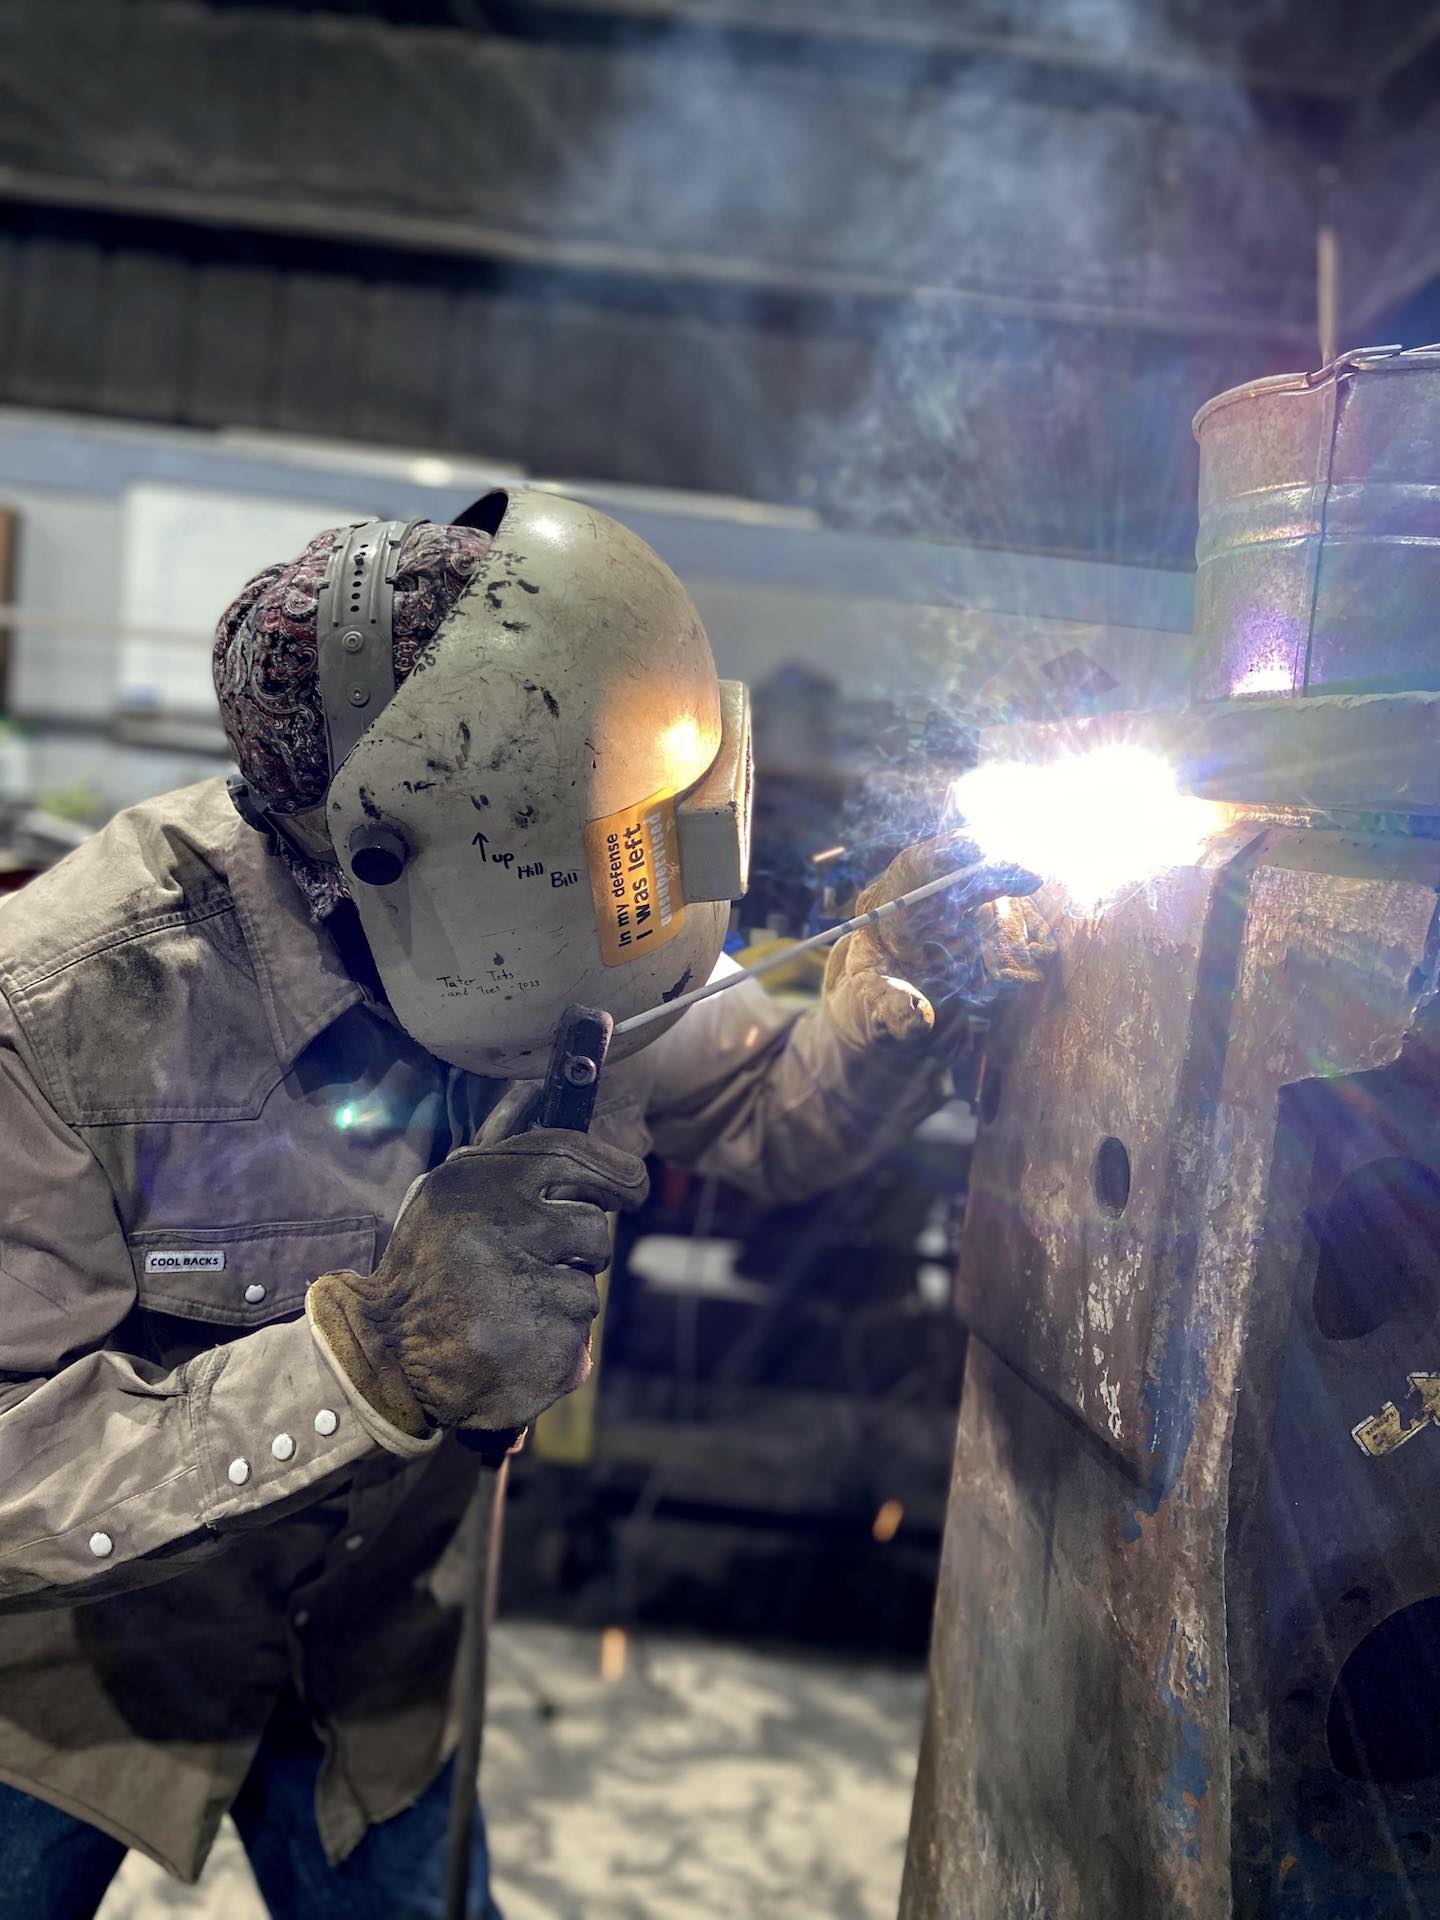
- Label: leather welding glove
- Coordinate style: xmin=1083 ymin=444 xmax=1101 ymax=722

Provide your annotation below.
xmin=823 ymin=833 xmax=1055 ymax=1052
xmin=307 ymin=1131 xmax=649 ymax=1450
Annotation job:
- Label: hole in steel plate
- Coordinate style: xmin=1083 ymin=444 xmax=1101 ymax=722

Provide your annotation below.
xmin=1094 ymin=1136 xmax=1131 ymax=1217
xmin=1312 ymin=1157 xmax=1440 ymax=1341
xmin=1329 ymin=1597 xmax=1440 ymax=1783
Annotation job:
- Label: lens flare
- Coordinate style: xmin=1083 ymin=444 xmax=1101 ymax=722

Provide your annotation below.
xmin=949 ymin=746 xmax=1221 ymax=909
xmin=657 ymin=715 xmax=706 ymax=786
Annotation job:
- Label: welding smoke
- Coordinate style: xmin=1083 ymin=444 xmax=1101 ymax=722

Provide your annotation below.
xmin=373 ymin=0 xmax=1328 ymax=878
xmin=450 ymin=0 xmax=1312 ymax=574
xmin=438 ymin=0 xmax=1318 ymax=745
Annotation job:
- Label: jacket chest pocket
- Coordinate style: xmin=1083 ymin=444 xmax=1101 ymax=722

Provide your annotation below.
xmin=127 ymin=1216 xmax=378 ymax=1328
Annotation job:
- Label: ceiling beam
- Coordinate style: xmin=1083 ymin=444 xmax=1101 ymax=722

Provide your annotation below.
xmin=0 ymin=168 xmax=1314 ymax=346
xmin=1362 ymin=1 xmax=1440 ymax=94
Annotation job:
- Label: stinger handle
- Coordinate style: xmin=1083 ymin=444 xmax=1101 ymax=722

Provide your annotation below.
xmin=458 ymin=1004 xmax=614 ymax=1468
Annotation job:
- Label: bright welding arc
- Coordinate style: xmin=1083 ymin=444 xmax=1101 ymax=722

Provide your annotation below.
xmin=947 ymin=745 xmax=1220 ymax=908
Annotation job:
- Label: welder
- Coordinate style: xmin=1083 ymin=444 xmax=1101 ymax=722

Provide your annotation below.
xmin=0 ymin=492 xmax=1051 ymax=1917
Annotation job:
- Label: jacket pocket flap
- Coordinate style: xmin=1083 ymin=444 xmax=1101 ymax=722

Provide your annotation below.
xmin=127 ymin=1216 xmax=377 ymax=1326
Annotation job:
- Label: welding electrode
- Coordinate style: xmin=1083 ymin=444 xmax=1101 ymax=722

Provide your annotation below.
xmin=614 ymin=854 xmax=1000 ymax=1039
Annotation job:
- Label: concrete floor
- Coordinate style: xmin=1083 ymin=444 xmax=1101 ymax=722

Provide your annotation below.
xmin=97 ymin=1622 xmax=925 ymax=1920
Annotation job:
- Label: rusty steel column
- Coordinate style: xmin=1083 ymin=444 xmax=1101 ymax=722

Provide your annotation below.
xmin=902 ymin=346 xmax=1440 ymax=1919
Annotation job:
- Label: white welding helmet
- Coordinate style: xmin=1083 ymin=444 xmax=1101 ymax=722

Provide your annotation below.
xmin=323 ymin=489 xmax=752 ymax=1077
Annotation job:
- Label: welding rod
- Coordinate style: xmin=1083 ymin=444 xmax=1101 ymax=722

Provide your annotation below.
xmin=613 ymin=856 xmax=992 ymax=1039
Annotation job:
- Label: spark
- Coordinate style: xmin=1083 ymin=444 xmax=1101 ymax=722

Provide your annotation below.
xmin=950 ymin=745 xmax=1221 ymax=909
xmin=810 ymin=844 xmax=847 ymax=864
xmin=599 ymin=1625 xmax=628 ymax=1683
xmin=872 ymin=1500 xmax=904 ymax=1543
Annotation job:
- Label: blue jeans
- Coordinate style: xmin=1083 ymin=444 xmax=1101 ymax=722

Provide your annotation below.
xmin=0 ymin=1691 xmax=502 ymax=1918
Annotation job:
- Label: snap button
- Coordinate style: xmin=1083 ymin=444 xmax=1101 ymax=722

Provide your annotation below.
xmin=293 ymin=1609 xmax=311 ymax=1630
xmin=344 ymin=1533 xmax=365 ymax=1553
xmin=314 ymin=1408 xmax=338 ymax=1437
xmin=88 ymin=1532 xmax=114 ymax=1559
xmin=244 ymin=1283 xmax=267 ymax=1305
xmin=228 ymin=1458 xmax=251 ymax=1486
xmin=271 ymin=1433 xmax=296 ymax=1463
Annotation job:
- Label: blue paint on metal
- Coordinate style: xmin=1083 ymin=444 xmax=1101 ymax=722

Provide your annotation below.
xmin=1138 ymin=1109 xmax=1230 ymax=1507
xmin=1121 ymin=1275 xmax=1216 ymax=1538
xmin=1271 ymin=1817 xmax=1422 ymax=1920
xmin=1155 ymin=1618 xmax=1210 ymax=1865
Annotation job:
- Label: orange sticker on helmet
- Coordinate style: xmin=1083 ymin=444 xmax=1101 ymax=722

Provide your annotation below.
xmin=586 ymin=790 xmax=685 ymax=966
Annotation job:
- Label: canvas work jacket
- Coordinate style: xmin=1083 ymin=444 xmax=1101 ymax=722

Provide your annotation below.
xmin=0 ymin=779 xmax=941 ymax=1881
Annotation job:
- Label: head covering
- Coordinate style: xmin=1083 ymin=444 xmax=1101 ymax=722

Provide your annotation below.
xmin=213 ymin=519 xmax=492 ymax=914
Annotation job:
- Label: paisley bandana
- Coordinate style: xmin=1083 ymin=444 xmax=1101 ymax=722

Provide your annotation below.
xmin=213 ymin=520 xmax=492 ymax=915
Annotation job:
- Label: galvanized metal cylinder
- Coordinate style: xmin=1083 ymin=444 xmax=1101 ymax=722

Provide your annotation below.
xmin=1192 ymin=345 xmax=1440 ymax=701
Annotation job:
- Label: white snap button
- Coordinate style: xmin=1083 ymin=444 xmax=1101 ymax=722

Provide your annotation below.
xmin=88 ymin=1532 xmax=114 ymax=1559
xmin=271 ymin=1433 xmax=296 ymax=1462
xmin=228 ymin=1458 xmax=251 ymax=1486
xmin=293 ymin=1609 xmax=310 ymax=1630
xmin=314 ymin=1408 xmax=338 ymax=1437
xmin=244 ymin=1283 xmax=267 ymax=1305
xmin=344 ymin=1533 xmax=365 ymax=1553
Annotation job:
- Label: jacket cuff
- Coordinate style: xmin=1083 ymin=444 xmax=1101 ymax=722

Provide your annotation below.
xmin=189 ymin=1314 xmax=388 ymax=1526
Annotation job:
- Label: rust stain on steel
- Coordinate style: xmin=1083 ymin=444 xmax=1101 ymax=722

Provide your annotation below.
xmin=954 ymin=826 xmax=1260 ymax=1480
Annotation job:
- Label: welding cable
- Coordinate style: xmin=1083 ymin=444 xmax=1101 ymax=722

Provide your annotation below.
xmin=442 ymin=1455 xmax=511 ymax=1920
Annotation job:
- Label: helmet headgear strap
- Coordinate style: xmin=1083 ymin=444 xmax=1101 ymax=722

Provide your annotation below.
xmin=228 ymin=518 xmax=421 ymax=863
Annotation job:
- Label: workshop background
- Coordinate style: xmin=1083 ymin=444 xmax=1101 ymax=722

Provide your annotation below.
xmin=2 ymin=3 xmax=1440 ymax=1916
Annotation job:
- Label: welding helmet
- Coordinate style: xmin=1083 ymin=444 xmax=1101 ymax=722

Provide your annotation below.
xmin=232 ymin=490 xmax=751 ymax=1077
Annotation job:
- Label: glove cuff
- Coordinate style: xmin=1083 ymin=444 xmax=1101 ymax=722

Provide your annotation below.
xmin=306 ymin=1272 xmax=440 ymax=1457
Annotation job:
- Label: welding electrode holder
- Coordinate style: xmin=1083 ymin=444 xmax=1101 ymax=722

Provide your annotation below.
xmin=530 ymin=1003 xmax=615 ymax=1132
